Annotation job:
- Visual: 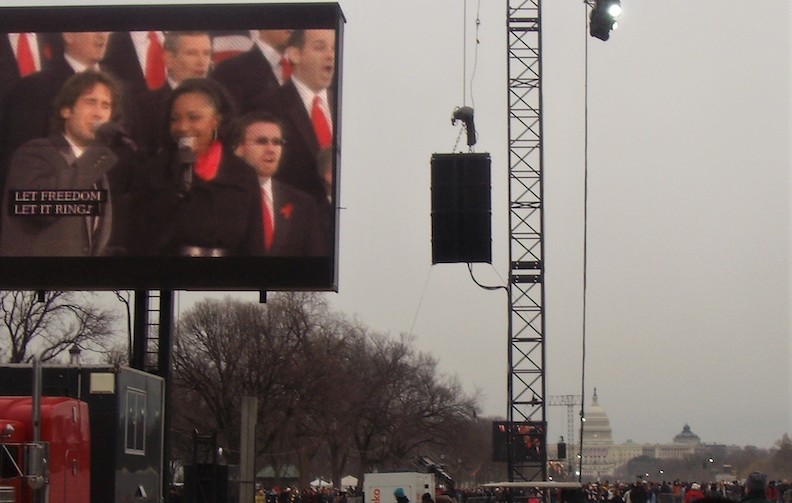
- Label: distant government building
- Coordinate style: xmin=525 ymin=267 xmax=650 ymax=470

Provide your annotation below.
xmin=550 ymin=389 xmax=733 ymax=480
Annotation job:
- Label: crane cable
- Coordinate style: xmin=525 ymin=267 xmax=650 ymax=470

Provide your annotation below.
xmin=455 ymin=0 xmax=483 ymax=153
xmin=579 ymin=0 xmax=591 ymax=485
xmin=463 ymin=0 xmax=505 ymax=290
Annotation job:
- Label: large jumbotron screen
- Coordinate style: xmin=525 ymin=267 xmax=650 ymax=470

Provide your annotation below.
xmin=492 ymin=420 xmax=546 ymax=463
xmin=0 ymin=3 xmax=344 ymax=290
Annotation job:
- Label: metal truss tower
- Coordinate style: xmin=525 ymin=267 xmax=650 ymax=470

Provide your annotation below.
xmin=506 ymin=0 xmax=546 ymax=482
xmin=547 ymin=395 xmax=583 ymax=448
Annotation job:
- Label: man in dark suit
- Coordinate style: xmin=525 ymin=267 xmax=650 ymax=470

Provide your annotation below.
xmin=100 ymin=31 xmax=168 ymax=157
xmin=1 ymin=34 xmax=54 ymax=192
xmin=0 ymin=33 xmax=61 ymax=107
xmin=233 ymin=111 xmax=327 ymax=256
xmin=0 ymin=33 xmax=57 ymax=119
xmin=2 ymin=32 xmax=111 ymax=159
xmin=102 ymin=31 xmax=166 ymax=92
xmin=0 ymin=34 xmax=63 ymax=236
xmin=0 ymin=71 xmax=128 ymax=257
xmin=141 ymin=31 xmax=214 ymax=156
xmin=163 ymin=31 xmax=213 ymax=89
xmin=271 ymin=29 xmax=336 ymax=202
xmin=0 ymin=36 xmax=24 ymax=113
xmin=212 ymin=29 xmax=292 ymax=115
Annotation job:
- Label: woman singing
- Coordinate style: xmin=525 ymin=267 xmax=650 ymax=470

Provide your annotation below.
xmin=132 ymin=78 xmax=265 ymax=256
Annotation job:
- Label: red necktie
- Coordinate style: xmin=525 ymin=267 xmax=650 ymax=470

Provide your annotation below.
xmin=16 ymin=33 xmax=36 ymax=77
xmin=145 ymin=32 xmax=166 ymax=90
xmin=279 ymin=56 xmax=293 ymax=82
xmin=262 ymin=187 xmax=274 ymax=251
xmin=311 ymin=96 xmax=332 ymax=149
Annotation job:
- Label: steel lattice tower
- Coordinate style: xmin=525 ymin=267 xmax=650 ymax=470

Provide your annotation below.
xmin=506 ymin=0 xmax=546 ymax=482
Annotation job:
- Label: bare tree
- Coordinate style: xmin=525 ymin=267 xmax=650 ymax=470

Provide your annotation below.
xmin=172 ymin=294 xmax=323 ymax=466
xmin=0 ymin=290 xmax=118 ymax=363
xmin=442 ymin=417 xmax=505 ymax=486
xmin=381 ymin=346 xmax=479 ymax=466
xmin=295 ymin=313 xmax=367 ymax=487
xmin=343 ymin=331 xmax=480 ymax=483
xmin=100 ymin=343 xmax=129 ymax=366
xmin=171 ymin=293 xmax=481 ymax=488
xmin=173 ymin=297 xmax=266 ymax=461
xmin=350 ymin=332 xmax=416 ymax=475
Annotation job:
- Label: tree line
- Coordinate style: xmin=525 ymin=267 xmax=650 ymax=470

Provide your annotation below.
xmin=170 ymin=292 xmax=502 ymax=488
xmin=3 ymin=290 xmax=789 ymax=487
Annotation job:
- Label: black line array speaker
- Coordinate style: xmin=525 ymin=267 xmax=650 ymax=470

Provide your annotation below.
xmin=431 ymin=153 xmax=491 ymax=264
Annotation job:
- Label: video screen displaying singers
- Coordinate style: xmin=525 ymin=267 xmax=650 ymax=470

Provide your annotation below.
xmin=0 ymin=26 xmax=338 ymax=260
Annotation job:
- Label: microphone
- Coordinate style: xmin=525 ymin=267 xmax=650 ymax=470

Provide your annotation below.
xmin=177 ymin=136 xmax=195 ymax=197
xmin=93 ymin=121 xmax=138 ymax=151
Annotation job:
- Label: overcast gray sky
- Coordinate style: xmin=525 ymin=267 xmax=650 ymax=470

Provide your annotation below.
xmin=316 ymin=0 xmax=788 ymax=449
xmin=24 ymin=0 xmax=790 ymax=449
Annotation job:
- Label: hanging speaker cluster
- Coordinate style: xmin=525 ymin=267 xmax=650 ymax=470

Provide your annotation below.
xmin=431 ymin=153 xmax=491 ymax=264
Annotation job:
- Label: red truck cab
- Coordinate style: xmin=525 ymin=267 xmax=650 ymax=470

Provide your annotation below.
xmin=0 ymin=396 xmax=90 ymax=503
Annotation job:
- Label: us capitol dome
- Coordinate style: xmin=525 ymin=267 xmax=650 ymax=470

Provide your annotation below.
xmin=554 ymin=388 xmax=713 ymax=480
xmin=581 ymin=388 xmax=613 ymax=445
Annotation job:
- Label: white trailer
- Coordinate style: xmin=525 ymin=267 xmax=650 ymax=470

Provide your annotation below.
xmin=363 ymin=472 xmax=436 ymax=503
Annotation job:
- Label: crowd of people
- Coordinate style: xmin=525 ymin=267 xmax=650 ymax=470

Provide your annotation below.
xmin=254 ymin=485 xmax=359 ymax=503
xmin=0 ymin=28 xmax=335 ymax=257
xmin=246 ymin=485 xmax=463 ymax=503
xmin=577 ymin=474 xmax=788 ymax=503
xmin=174 ymin=471 xmax=790 ymax=503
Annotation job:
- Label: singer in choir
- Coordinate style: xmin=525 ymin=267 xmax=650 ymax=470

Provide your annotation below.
xmin=0 ymin=70 xmax=129 ymax=256
xmin=2 ymin=32 xmax=112 ymax=165
xmin=130 ymin=77 xmax=265 ymax=256
xmin=271 ymin=29 xmax=336 ymax=202
xmin=232 ymin=111 xmax=327 ymax=256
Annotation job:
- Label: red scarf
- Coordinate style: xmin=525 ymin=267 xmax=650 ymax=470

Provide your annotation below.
xmin=194 ymin=141 xmax=222 ymax=181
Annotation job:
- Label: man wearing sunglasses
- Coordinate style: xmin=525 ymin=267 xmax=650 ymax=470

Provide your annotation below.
xmin=233 ymin=111 xmax=327 ymax=256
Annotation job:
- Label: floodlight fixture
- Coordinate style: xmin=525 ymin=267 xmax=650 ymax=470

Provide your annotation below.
xmin=589 ymin=0 xmax=622 ymax=41
xmin=607 ymin=1 xmax=622 ymax=18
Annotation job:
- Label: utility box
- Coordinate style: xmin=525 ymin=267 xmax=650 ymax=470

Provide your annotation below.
xmin=364 ymin=472 xmax=436 ymax=503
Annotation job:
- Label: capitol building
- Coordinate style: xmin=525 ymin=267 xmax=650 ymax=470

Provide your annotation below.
xmin=552 ymin=389 xmax=724 ymax=480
